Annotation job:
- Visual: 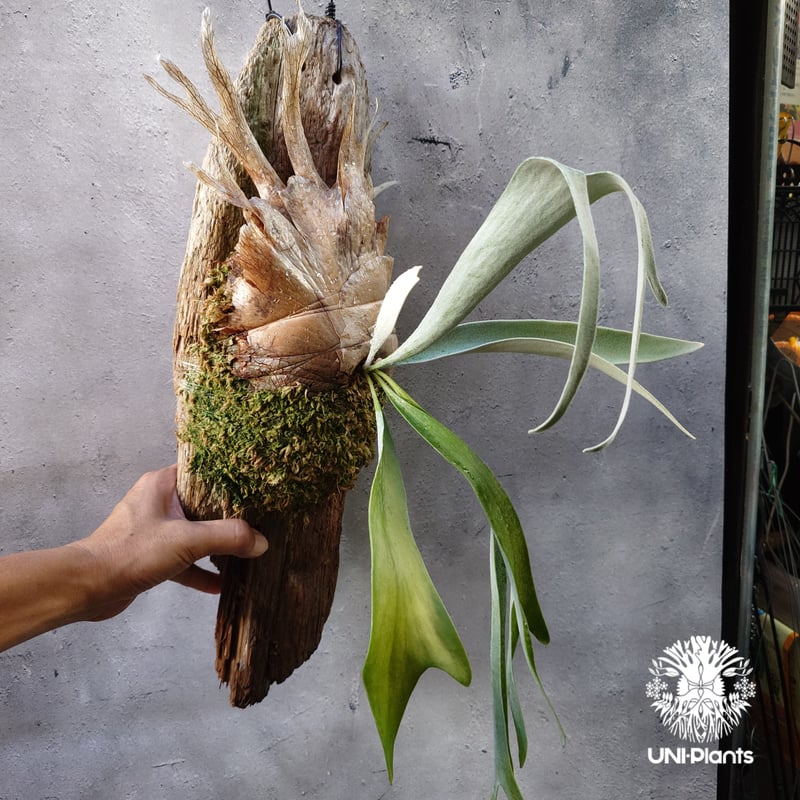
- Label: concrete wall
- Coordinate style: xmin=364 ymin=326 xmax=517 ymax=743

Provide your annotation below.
xmin=0 ymin=1 xmax=726 ymax=797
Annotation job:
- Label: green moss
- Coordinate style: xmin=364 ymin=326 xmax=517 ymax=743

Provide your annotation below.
xmin=181 ymin=363 xmax=376 ymax=514
xmin=180 ymin=261 xmax=376 ymax=513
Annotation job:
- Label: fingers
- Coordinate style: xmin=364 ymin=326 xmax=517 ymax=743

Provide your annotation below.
xmin=190 ymin=517 xmax=269 ymax=561
xmin=170 ymin=520 xmax=267 ymax=596
xmin=124 ymin=466 xmax=268 ymax=599
xmin=134 ymin=466 xmax=269 ymax=558
xmin=134 ymin=464 xmax=178 ymax=491
xmin=171 ymin=563 xmax=223 ymax=594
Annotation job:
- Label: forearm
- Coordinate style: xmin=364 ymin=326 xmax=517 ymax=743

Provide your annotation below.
xmin=0 ymin=543 xmax=97 ymax=652
xmin=0 ymin=467 xmax=267 ymax=652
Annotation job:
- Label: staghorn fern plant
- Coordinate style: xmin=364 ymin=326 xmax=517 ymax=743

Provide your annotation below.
xmin=360 ymin=158 xmax=699 ymax=798
xmin=148 ymin=6 xmax=701 ymax=797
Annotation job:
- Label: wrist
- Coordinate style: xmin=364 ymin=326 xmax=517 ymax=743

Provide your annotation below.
xmin=60 ymin=541 xmax=110 ymax=622
xmin=0 ymin=544 xmax=100 ymax=651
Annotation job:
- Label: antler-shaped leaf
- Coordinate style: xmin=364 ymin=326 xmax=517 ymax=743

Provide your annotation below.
xmin=374 ymin=371 xmax=549 ymax=645
xmin=371 ymin=159 xmax=668 ymax=450
xmin=373 ymin=371 xmax=561 ymax=798
xmin=387 ymin=319 xmax=700 ymax=444
xmin=364 ymin=380 xmax=471 ymax=781
xmin=390 ymin=320 xmax=701 ymax=366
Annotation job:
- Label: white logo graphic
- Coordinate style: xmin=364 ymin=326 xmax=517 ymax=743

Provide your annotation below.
xmin=645 ymin=635 xmax=757 ymax=743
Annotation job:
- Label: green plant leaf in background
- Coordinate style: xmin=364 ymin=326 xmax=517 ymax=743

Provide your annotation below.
xmin=363 ymin=380 xmax=472 ymax=781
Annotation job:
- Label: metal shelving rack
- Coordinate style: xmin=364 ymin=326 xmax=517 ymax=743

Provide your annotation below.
xmin=772 ymin=183 xmax=800 ymax=312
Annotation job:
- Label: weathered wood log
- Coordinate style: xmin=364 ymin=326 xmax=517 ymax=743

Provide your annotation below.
xmin=151 ymin=9 xmax=392 ymax=706
xmin=212 ymin=491 xmax=345 ymax=704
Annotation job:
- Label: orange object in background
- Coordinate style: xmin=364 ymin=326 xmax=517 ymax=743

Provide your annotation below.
xmin=780 ymin=112 xmax=800 ymax=164
xmin=772 ymin=312 xmax=800 ymax=363
xmin=781 ymin=110 xmax=794 ymax=141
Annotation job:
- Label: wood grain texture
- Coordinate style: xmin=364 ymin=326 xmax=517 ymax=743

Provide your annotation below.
xmin=211 ymin=491 xmax=345 ymax=704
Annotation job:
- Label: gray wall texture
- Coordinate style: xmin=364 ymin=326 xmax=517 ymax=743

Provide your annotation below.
xmin=0 ymin=1 xmax=727 ymax=798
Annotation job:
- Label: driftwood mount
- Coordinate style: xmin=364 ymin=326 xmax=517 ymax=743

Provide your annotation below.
xmin=149 ymin=8 xmax=392 ymax=706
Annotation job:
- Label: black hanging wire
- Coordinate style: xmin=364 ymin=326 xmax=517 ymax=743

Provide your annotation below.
xmin=322 ymin=1 xmax=342 ymax=83
xmin=265 ymin=1 xmax=294 ymax=33
xmin=266 ymin=0 xmax=282 ymax=21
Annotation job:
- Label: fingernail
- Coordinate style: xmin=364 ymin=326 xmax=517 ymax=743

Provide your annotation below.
xmin=252 ymin=533 xmax=269 ymax=556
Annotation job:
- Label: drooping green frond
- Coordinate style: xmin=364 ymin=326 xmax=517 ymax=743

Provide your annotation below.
xmin=373 ymin=370 xmax=562 ymax=797
xmin=374 ymin=371 xmax=548 ymax=644
xmin=566 ymin=170 xmax=661 ymax=449
xmin=363 ymin=379 xmax=472 ymax=782
xmin=490 ymin=539 xmax=525 ymax=800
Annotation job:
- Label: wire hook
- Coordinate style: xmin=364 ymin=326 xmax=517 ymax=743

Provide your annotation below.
xmin=324 ymin=1 xmax=343 ymax=85
xmin=332 ymin=21 xmax=342 ymax=83
xmin=266 ymin=1 xmax=342 ymax=82
xmin=266 ymin=0 xmax=282 ymax=22
xmin=325 ymin=0 xmax=342 ymax=83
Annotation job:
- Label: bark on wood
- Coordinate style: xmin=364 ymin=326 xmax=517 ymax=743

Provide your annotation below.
xmin=211 ymin=491 xmax=345 ymax=705
xmin=163 ymin=12 xmax=388 ymax=707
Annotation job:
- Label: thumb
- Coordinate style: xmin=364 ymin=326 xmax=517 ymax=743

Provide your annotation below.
xmin=190 ymin=517 xmax=269 ymax=560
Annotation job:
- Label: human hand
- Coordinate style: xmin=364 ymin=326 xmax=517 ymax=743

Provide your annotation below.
xmin=72 ymin=465 xmax=268 ymax=621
